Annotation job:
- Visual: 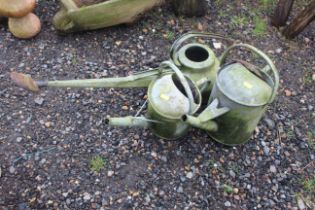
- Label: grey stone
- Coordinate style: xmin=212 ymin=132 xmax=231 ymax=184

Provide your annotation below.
xmin=270 ymin=165 xmax=277 ymax=173
xmin=34 ymin=97 xmax=44 ymax=105
xmin=224 ymin=201 xmax=231 ymax=207
xmin=229 ymin=170 xmax=236 ymax=178
xmin=263 ymin=147 xmax=270 ymax=155
xmin=9 ymin=166 xmax=15 ymax=174
xmin=264 ymin=118 xmax=275 ymax=129
xmin=186 ymin=172 xmax=194 ymax=179
xmin=177 ymin=186 xmax=183 ymax=193
xmin=83 ymin=192 xmax=91 ymax=201
xmin=297 ymin=198 xmax=306 ymax=209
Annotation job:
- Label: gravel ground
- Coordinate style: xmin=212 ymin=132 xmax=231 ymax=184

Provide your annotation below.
xmin=0 ymin=1 xmax=315 ymax=209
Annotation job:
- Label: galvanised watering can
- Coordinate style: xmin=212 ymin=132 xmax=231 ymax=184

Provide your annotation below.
xmin=170 ymin=32 xmax=234 ymax=98
xmin=10 ymin=60 xmax=203 ymax=140
xmin=106 ymin=61 xmax=203 ymax=139
xmin=183 ymin=44 xmax=279 ymax=145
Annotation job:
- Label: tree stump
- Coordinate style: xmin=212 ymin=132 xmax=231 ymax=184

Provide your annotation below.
xmin=172 ymin=0 xmax=207 ymax=17
xmin=283 ymin=0 xmax=315 ymax=39
xmin=271 ymin=0 xmax=294 ymax=27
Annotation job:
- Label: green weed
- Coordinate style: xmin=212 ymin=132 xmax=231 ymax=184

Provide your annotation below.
xmin=302 ymin=70 xmax=313 ymax=86
xmin=253 ymin=17 xmax=267 ymax=36
xmin=228 ymin=163 xmax=241 ymax=175
xmin=307 ymin=131 xmax=315 ymax=149
xmin=286 ymin=127 xmax=295 ymax=139
xmin=165 ymin=31 xmax=175 ymax=40
xmin=223 ymin=184 xmax=233 ymax=193
xmin=260 ymin=0 xmax=276 ymax=10
xmin=231 ymin=15 xmax=250 ymax=28
xmin=90 ymin=155 xmax=106 ymax=173
xmin=302 ymin=177 xmax=315 ymax=193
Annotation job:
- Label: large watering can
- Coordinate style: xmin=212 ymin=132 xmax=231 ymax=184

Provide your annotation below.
xmin=183 ymin=44 xmax=279 ymax=145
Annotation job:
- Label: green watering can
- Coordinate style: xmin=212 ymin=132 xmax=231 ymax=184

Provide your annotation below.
xmin=10 ymin=33 xmax=279 ymax=144
xmin=183 ymin=44 xmax=279 ymax=145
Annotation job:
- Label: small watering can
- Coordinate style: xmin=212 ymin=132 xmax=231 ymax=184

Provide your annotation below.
xmin=10 ymin=60 xmax=203 ymax=140
xmin=183 ymin=44 xmax=279 ymax=145
xmin=106 ymin=61 xmax=203 ymax=139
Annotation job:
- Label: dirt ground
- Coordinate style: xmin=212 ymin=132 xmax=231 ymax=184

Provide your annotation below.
xmin=0 ymin=0 xmax=314 ymax=209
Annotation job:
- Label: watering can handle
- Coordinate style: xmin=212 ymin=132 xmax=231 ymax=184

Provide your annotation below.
xmin=220 ymin=43 xmax=279 ymax=103
xmin=160 ymin=61 xmax=198 ymax=114
xmin=170 ymin=32 xmax=235 ymax=64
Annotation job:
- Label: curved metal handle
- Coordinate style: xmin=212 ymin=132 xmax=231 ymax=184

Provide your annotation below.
xmin=170 ymin=32 xmax=235 ymax=64
xmin=220 ymin=43 xmax=279 ymax=103
xmin=160 ymin=60 xmax=199 ymax=114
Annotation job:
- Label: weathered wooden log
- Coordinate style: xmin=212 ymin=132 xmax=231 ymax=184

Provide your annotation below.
xmin=53 ymin=0 xmax=164 ymax=33
xmin=172 ymin=0 xmax=207 ymax=17
xmin=282 ymin=0 xmax=315 ymax=39
xmin=271 ymin=0 xmax=294 ymax=27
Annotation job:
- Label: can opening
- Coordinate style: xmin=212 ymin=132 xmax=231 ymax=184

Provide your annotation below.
xmin=185 ymin=46 xmax=209 ymax=62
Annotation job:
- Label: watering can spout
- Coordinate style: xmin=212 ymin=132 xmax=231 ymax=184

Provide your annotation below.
xmin=10 ymin=69 xmax=165 ymax=92
xmin=182 ymin=99 xmax=229 ymax=132
xmin=105 ymin=116 xmax=153 ymax=128
xmin=183 ymin=115 xmax=218 ymax=132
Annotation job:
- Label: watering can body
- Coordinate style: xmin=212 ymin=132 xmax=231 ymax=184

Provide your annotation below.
xmin=173 ymin=43 xmax=220 ymax=96
xmin=146 ymin=74 xmax=191 ymax=139
xmin=107 ymin=61 xmax=202 ymax=140
xmin=184 ymin=44 xmax=279 ymax=145
xmin=207 ymin=63 xmax=274 ymax=145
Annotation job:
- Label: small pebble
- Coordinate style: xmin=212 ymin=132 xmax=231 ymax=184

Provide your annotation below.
xmin=270 ymin=165 xmax=277 ymax=173
xmin=83 ymin=192 xmax=91 ymax=201
xmin=229 ymin=170 xmax=236 ymax=178
xmin=224 ymin=201 xmax=231 ymax=207
xmin=297 ymin=198 xmax=306 ymax=209
xmin=151 ymin=151 xmax=158 ymax=159
xmin=284 ymin=89 xmax=292 ymax=97
xmin=177 ymin=186 xmax=183 ymax=193
xmin=34 ymin=97 xmax=44 ymax=105
xmin=121 ymin=106 xmax=128 ymax=110
xmin=186 ymin=172 xmax=194 ymax=179
xmin=264 ymin=118 xmax=275 ymax=129
xmin=9 ymin=166 xmax=15 ymax=174
xmin=263 ymin=147 xmax=270 ymax=156
xmin=45 ymin=122 xmax=51 ymax=128
xmin=16 ymin=137 xmax=22 ymax=142
xmin=107 ymin=170 xmax=114 ymax=177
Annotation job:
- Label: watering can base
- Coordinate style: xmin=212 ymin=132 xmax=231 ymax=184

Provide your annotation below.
xmin=207 ymin=132 xmax=252 ymax=146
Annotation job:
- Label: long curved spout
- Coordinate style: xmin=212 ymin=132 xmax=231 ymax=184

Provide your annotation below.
xmin=10 ymin=68 xmax=168 ymax=92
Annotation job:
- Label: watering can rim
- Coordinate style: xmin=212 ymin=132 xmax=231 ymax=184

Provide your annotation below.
xmin=177 ymin=43 xmax=216 ymax=70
